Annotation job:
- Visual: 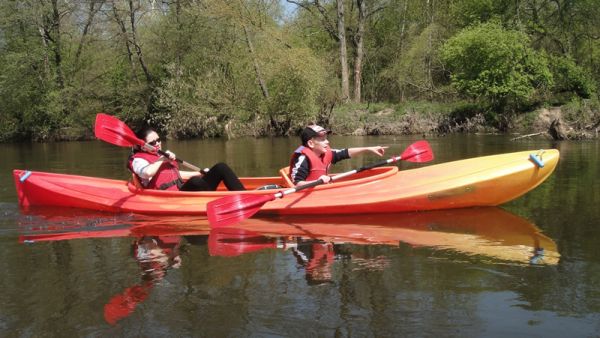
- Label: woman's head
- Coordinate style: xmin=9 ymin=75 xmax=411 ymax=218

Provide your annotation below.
xmin=135 ymin=126 xmax=161 ymax=151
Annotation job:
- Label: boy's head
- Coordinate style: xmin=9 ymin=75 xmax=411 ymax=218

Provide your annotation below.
xmin=300 ymin=125 xmax=331 ymax=155
xmin=301 ymin=125 xmax=331 ymax=146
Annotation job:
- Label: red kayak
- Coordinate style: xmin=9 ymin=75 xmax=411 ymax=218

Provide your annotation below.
xmin=13 ymin=149 xmax=559 ymax=216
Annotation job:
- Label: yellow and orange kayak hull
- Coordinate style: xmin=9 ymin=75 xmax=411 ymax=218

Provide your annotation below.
xmin=13 ymin=149 xmax=559 ymax=216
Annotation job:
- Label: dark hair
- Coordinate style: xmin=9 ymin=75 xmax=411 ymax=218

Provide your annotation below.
xmin=129 ymin=126 xmax=157 ymax=155
xmin=135 ymin=126 xmax=156 ymax=141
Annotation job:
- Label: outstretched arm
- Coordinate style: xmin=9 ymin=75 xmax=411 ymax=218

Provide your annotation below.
xmin=348 ymin=146 xmax=388 ymax=158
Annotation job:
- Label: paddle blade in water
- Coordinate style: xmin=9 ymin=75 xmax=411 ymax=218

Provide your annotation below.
xmin=208 ymin=194 xmax=276 ymax=228
xmin=95 ymin=113 xmax=144 ymax=148
xmin=401 ymin=140 xmax=434 ymax=162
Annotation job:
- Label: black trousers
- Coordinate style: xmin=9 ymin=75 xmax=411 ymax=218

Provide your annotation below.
xmin=180 ymin=162 xmax=245 ymax=191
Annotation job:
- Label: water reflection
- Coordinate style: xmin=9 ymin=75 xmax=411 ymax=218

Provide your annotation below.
xmin=18 ymin=207 xmax=559 ymax=324
xmin=104 ymin=235 xmax=184 ymax=325
xmin=19 ymin=206 xmax=559 ymax=266
xmin=231 ymin=208 xmax=559 ymax=266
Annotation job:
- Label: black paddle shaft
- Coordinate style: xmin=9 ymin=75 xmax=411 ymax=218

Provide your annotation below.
xmin=357 ymin=158 xmax=391 ymax=172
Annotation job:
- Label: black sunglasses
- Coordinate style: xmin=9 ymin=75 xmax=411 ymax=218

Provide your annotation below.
xmin=147 ymin=138 xmax=161 ymax=146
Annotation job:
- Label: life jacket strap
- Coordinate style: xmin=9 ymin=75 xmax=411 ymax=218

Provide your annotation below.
xmin=159 ymin=178 xmax=183 ymax=190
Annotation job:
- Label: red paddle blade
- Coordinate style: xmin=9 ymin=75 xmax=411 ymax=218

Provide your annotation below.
xmin=401 ymin=140 xmax=433 ymax=162
xmin=208 ymin=194 xmax=276 ymax=228
xmin=95 ymin=113 xmax=144 ymax=148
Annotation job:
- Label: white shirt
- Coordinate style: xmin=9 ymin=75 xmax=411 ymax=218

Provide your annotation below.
xmin=131 ymin=157 xmax=153 ymax=187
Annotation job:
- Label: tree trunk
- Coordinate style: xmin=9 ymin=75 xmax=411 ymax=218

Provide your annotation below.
xmin=75 ymin=0 xmax=103 ymax=68
xmin=128 ymin=0 xmax=152 ymax=85
xmin=426 ymin=0 xmax=433 ymax=98
xmin=337 ymin=0 xmax=350 ymax=102
xmin=243 ymin=24 xmax=270 ymax=99
xmin=73 ymin=0 xmax=104 ymax=76
xmin=400 ymin=0 xmax=408 ymax=101
xmin=352 ymin=0 xmax=366 ymax=103
xmin=38 ymin=26 xmax=50 ymax=79
xmin=50 ymin=0 xmax=64 ymax=89
xmin=112 ymin=3 xmax=138 ymax=83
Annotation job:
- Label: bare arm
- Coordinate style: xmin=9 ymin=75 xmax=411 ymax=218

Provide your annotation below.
xmin=138 ymin=150 xmax=179 ymax=178
xmin=179 ymin=170 xmax=203 ymax=180
xmin=138 ymin=158 xmax=166 ymax=178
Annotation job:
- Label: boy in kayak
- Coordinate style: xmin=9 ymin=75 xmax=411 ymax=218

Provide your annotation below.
xmin=289 ymin=124 xmax=387 ymax=186
xmin=128 ymin=127 xmax=245 ymax=191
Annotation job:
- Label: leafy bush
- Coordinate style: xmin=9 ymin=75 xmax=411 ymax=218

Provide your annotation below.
xmin=440 ymin=22 xmax=553 ymax=112
xmin=550 ymin=56 xmax=596 ymax=100
xmin=265 ymin=48 xmax=327 ymax=134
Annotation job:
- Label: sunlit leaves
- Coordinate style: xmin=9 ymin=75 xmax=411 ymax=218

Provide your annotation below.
xmin=440 ymin=22 xmax=553 ymax=111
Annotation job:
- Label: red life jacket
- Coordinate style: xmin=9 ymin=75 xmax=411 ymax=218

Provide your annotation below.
xmin=128 ymin=152 xmax=182 ymax=191
xmin=289 ymin=146 xmax=333 ymax=182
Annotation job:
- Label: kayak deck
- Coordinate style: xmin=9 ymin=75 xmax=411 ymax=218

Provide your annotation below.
xmin=13 ymin=149 xmax=559 ymax=215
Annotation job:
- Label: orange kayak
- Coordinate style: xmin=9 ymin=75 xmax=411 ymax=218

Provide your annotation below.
xmin=19 ymin=207 xmax=558 ymax=265
xmin=13 ymin=149 xmax=559 ymax=216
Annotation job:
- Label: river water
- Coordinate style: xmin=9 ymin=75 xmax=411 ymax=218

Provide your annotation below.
xmin=1 ymin=134 xmax=599 ymax=336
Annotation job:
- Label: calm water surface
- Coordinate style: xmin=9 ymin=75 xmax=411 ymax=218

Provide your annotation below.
xmin=1 ymin=135 xmax=599 ymax=336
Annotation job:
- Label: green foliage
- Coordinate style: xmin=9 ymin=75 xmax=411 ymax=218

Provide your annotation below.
xmin=449 ymin=0 xmax=509 ymax=28
xmin=549 ymin=56 xmax=596 ymax=100
xmin=156 ymin=63 xmax=229 ymax=138
xmin=265 ymin=48 xmax=327 ymax=134
xmin=380 ymin=23 xmax=448 ymax=101
xmin=1 ymin=0 xmax=600 ymax=142
xmin=440 ymin=22 xmax=553 ymax=112
xmin=560 ymin=97 xmax=600 ymax=130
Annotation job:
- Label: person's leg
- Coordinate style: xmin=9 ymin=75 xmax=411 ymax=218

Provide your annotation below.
xmin=180 ymin=163 xmax=245 ymax=191
xmin=179 ymin=176 xmax=212 ymax=191
xmin=203 ymin=162 xmax=246 ymax=191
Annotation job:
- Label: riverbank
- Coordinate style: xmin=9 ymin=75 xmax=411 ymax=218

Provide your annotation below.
xmin=5 ymin=100 xmax=599 ymax=143
xmin=228 ymin=100 xmax=600 ymax=141
xmin=318 ymin=100 xmax=600 ymax=141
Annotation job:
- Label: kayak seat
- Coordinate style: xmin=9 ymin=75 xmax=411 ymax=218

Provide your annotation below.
xmin=278 ymin=167 xmax=294 ymax=188
xmin=256 ymin=184 xmax=284 ymax=190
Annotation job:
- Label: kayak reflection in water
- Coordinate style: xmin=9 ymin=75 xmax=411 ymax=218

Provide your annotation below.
xmin=103 ymin=235 xmax=183 ymax=325
xmin=208 ymin=228 xmax=389 ymax=285
xmin=208 ymin=228 xmax=336 ymax=285
xmin=128 ymin=126 xmax=246 ymax=191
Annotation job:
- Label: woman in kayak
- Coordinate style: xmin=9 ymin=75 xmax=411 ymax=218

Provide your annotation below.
xmin=128 ymin=127 xmax=246 ymax=191
xmin=289 ymin=124 xmax=387 ymax=186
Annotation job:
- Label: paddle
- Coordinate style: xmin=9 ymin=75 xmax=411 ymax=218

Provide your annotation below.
xmin=94 ymin=113 xmax=204 ymax=172
xmin=207 ymin=140 xmax=433 ymax=228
